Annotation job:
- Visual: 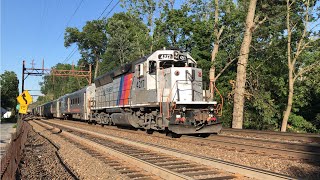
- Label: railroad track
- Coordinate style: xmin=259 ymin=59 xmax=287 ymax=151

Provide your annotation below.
xmin=34 ymin=119 xmax=293 ymax=180
xmin=221 ymin=128 xmax=320 ymax=143
xmin=46 ymin=119 xmax=320 ymax=162
xmin=186 ymin=135 xmax=320 ymax=162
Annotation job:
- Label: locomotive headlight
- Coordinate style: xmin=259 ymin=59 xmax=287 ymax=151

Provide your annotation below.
xmin=174 ymin=51 xmax=179 ymax=59
xmin=174 ymin=70 xmax=180 ymax=76
xmin=182 ymin=106 xmax=186 ymax=112
xmin=209 ymin=106 xmax=214 ymax=112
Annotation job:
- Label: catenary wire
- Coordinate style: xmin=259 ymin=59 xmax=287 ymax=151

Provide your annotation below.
xmin=62 ymin=0 xmax=120 ymax=64
xmin=57 ymin=0 xmax=85 ymax=40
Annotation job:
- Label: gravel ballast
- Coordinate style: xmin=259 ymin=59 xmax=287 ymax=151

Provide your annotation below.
xmin=49 ymin=119 xmax=320 ymax=179
xmin=16 ymin=123 xmax=75 ymax=179
xmin=26 ymin=121 xmax=128 ymax=180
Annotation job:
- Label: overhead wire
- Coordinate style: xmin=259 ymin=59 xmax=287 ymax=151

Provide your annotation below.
xmin=62 ymin=0 xmax=120 ymax=64
xmin=60 ymin=0 xmax=85 ymax=64
xmin=97 ymin=0 xmax=114 ymax=20
xmin=57 ymin=0 xmax=85 ymax=40
xmin=62 ymin=46 xmax=77 ymax=63
xmin=104 ymin=1 xmax=120 ymax=18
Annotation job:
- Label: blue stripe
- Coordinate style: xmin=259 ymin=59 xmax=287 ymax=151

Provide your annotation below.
xmin=117 ymin=76 xmax=124 ymax=105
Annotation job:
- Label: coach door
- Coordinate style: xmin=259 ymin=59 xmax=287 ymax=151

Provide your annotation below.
xmin=83 ymin=92 xmax=87 ymax=119
xmin=68 ymin=98 xmax=70 ymax=112
xmin=57 ymin=100 xmax=60 ymax=118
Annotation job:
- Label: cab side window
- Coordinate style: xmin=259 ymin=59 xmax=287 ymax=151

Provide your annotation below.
xmin=149 ymin=61 xmax=156 ymax=75
xmin=136 ymin=64 xmax=144 ymax=77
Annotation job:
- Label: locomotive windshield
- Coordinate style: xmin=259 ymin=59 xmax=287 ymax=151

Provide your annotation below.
xmin=159 ymin=60 xmax=196 ymax=69
xmin=160 ymin=60 xmax=186 ymax=69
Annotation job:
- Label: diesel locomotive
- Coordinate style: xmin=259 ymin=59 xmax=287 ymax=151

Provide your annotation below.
xmin=33 ymin=49 xmax=222 ymax=137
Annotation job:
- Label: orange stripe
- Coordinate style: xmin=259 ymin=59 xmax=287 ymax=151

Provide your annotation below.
xmin=124 ymin=73 xmax=133 ymax=105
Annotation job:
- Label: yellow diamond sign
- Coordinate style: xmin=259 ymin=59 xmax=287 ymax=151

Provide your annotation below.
xmin=17 ymin=90 xmax=33 ymax=106
xmin=19 ymin=105 xmax=28 ymax=114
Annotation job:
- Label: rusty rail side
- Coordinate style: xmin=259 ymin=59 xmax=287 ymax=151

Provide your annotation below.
xmin=0 ymin=118 xmax=31 ymax=179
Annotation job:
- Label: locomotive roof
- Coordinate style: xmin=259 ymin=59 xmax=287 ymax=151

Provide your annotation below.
xmin=95 ymin=54 xmax=150 ymax=87
xmin=94 ymin=49 xmax=195 ymax=88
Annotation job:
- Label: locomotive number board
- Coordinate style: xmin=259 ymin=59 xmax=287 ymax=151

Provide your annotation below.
xmin=158 ymin=54 xmax=187 ymax=61
xmin=158 ymin=54 xmax=173 ymax=59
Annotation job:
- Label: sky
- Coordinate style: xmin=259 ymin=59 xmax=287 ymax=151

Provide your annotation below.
xmin=1 ymin=0 xmax=319 ymax=102
xmin=1 ymin=0 xmax=124 ymax=101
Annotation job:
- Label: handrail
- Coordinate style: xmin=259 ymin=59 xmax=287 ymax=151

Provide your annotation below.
xmin=212 ymin=83 xmax=223 ymax=116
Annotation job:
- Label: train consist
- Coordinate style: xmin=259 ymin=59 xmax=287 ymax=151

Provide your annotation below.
xmin=33 ymin=49 xmax=222 ymax=137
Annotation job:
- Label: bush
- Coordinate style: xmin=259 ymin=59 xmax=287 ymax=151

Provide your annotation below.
xmin=287 ymin=114 xmax=318 ymax=133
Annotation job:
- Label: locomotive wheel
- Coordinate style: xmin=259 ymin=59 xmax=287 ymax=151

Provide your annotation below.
xmin=166 ymin=132 xmax=182 ymax=138
xmin=199 ymin=133 xmax=210 ymax=138
xmin=99 ymin=112 xmax=106 ymax=127
xmin=146 ymin=129 xmax=154 ymax=134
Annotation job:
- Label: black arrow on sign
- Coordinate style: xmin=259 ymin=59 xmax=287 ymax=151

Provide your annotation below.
xmin=22 ymin=94 xmax=28 ymax=104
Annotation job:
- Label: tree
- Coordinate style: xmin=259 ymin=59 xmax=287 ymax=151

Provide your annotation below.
xmin=103 ymin=12 xmax=151 ymax=67
xmin=281 ymin=0 xmax=320 ymax=132
xmin=39 ymin=63 xmax=87 ymax=101
xmin=209 ymin=0 xmax=224 ymax=99
xmin=232 ymin=0 xmax=258 ymax=129
xmin=121 ymin=0 xmax=173 ymax=53
xmin=64 ymin=20 xmax=108 ymax=78
xmin=154 ymin=4 xmax=193 ymax=50
xmin=0 ymin=71 xmax=19 ymax=110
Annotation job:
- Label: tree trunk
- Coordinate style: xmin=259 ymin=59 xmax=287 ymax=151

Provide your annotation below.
xmin=94 ymin=57 xmax=99 ymax=79
xmin=282 ymin=68 xmax=294 ymax=132
xmin=232 ymin=0 xmax=257 ymax=129
xmin=209 ymin=0 xmax=220 ymax=100
xmin=209 ymin=43 xmax=218 ymax=99
xmin=281 ymin=0 xmax=293 ymax=132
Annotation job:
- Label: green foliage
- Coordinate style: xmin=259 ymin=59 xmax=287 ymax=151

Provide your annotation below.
xmin=39 ymin=63 xmax=87 ymax=103
xmin=103 ymin=12 xmax=151 ymax=66
xmin=64 ymin=19 xmax=108 ymax=77
xmin=287 ymin=114 xmax=318 ymax=133
xmin=0 ymin=71 xmax=19 ymax=110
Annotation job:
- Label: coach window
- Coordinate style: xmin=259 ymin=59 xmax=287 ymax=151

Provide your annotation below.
xmin=149 ymin=61 xmax=156 ymax=75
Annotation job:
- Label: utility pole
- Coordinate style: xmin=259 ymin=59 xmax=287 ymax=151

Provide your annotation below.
xmin=22 ymin=60 xmax=25 ymax=92
xmin=21 ymin=59 xmax=92 ymax=94
xmin=21 ymin=59 xmax=51 ymax=92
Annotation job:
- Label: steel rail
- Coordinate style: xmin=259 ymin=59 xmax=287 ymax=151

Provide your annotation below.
xmin=184 ymin=135 xmax=320 ymax=161
xmin=221 ymin=128 xmax=320 ymax=143
xmin=43 ymin=120 xmax=293 ymax=180
xmin=33 ymin=120 xmax=196 ymax=180
xmin=212 ymin=135 xmax=320 ymax=152
xmin=49 ymin=119 xmax=320 ymax=160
